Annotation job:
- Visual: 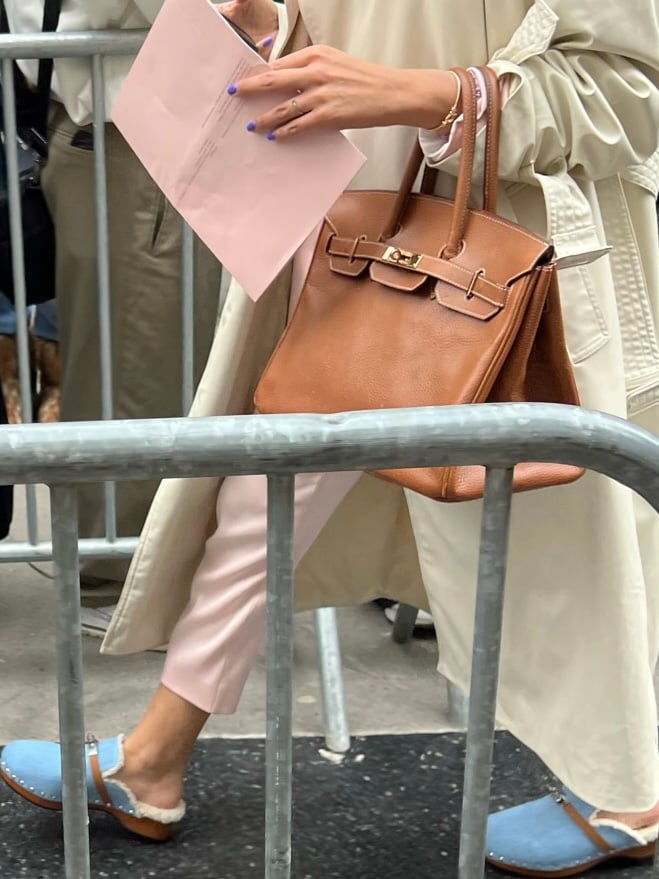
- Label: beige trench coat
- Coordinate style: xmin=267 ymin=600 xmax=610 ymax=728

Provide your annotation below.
xmin=104 ymin=0 xmax=659 ymax=811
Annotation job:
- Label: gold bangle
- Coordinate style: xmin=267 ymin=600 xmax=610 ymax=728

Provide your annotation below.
xmin=432 ymin=70 xmax=462 ymax=132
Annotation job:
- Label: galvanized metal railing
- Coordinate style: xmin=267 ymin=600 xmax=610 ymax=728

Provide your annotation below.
xmin=3 ymin=402 xmax=659 ymax=879
xmin=0 ymin=30 xmax=148 ymax=555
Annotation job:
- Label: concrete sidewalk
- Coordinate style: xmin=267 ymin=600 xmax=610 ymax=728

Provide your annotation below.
xmin=0 ymin=483 xmax=454 ymax=745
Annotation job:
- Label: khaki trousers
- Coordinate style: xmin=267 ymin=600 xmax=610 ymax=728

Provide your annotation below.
xmin=42 ymin=105 xmax=222 ymax=581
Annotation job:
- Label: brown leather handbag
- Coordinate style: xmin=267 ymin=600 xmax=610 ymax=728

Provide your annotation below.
xmin=255 ymin=67 xmax=583 ymax=501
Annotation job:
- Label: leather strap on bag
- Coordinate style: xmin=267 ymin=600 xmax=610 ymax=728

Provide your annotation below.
xmin=442 ymin=67 xmax=478 ymax=258
xmin=327 ymin=234 xmax=507 ymax=306
xmin=34 ymin=0 xmax=63 ymax=147
xmin=0 ymin=0 xmax=63 ymax=155
xmin=480 ymin=65 xmax=501 ymax=214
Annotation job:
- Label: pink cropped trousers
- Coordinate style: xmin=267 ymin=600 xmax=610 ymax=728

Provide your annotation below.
xmin=161 ymin=470 xmax=361 ymax=714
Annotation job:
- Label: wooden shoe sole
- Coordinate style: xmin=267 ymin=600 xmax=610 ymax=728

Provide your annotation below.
xmin=486 ymin=841 xmax=655 ymax=878
xmin=0 ymin=766 xmax=173 ymax=842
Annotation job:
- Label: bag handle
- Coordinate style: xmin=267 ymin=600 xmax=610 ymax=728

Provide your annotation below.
xmin=0 ymin=0 xmax=63 ymax=156
xmin=34 ymin=0 xmax=63 ymax=149
xmin=480 ymin=65 xmax=501 ymax=215
xmin=434 ymin=66 xmax=502 ymax=214
xmin=380 ymin=66 xmax=502 ymax=256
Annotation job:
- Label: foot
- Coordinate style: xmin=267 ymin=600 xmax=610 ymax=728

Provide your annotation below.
xmin=486 ymin=788 xmax=658 ymax=877
xmin=111 ymin=734 xmax=185 ymax=812
xmin=0 ymin=734 xmax=185 ymax=841
xmin=597 ymin=802 xmax=659 ymax=830
xmin=383 ymin=602 xmax=435 ymax=629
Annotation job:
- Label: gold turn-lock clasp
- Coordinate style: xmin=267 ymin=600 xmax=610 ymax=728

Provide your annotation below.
xmin=382 ymin=246 xmax=422 ymax=269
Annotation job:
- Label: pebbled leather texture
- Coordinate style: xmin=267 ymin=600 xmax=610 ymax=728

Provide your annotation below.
xmin=255 ymin=67 xmax=583 ymax=502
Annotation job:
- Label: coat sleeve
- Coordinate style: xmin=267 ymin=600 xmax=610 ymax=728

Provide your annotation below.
xmin=426 ymin=0 xmax=659 ymax=184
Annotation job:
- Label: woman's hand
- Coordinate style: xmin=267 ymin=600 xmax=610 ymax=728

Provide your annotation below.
xmin=217 ymin=0 xmax=279 ymax=58
xmin=231 ymin=45 xmax=457 ymax=139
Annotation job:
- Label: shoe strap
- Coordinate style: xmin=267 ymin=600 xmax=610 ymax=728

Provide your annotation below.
xmin=87 ymin=737 xmax=114 ymax=809
xmin=556 ymin=796 xmax=615 ymax=852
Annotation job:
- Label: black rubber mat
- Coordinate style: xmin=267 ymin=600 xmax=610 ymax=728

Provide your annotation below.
xmin=0 ymin=732 xmax=653 ymax=878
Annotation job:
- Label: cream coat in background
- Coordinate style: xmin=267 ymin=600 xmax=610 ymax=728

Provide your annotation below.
xmin=104 ymin=0 xmax=659 ymax=812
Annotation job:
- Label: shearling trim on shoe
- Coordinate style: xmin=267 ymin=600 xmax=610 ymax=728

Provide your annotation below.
xmin=102 ymin=734 xmax=186 ymax=823
xmin=590 ymin=813 xmax=659 ymax=845
xmin=104 ymin=775 xmax=186 ymax=824
xmin=102 ymin=733 xmax=126 ymax=777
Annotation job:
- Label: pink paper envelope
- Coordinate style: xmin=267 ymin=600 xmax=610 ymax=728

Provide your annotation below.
xmin=112 ymin=0 xmax=365 ymax=301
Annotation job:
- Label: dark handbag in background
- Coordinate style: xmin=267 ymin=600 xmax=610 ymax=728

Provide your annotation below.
xmin=255 ymin=66 xmax=584 ymax=501
xmin=0 ymin=0 xmax=61 ymax=306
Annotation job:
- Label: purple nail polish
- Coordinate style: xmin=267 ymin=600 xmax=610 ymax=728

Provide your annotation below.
xmin=261 ymin=36 xmax=274 ymax=48
xmin=267 ymin=131 xmax=277 ymax=141
xmin=227 ymin=83 xmax=238 ymax=95
xmin=246 ymin=121 xmax=256 ymax=132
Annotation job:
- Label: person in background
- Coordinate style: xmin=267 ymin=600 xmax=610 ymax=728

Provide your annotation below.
xmin=0 ymin=292 xmax=59 ymax=424
xmin=3 ymin=0 xmax=223 ymax=604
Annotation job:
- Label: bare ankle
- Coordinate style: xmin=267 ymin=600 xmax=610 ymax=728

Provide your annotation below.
xmin=121 ymin=734 xmax=186 ymax=781
xmin=596 ymin=801 xmax=659 ymax=831
xmin=110 ymin=737 xmax=185 ymax=810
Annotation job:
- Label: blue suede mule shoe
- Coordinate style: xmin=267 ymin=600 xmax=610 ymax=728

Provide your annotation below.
xmin=486 ymin=788 xmax=657 ymax=877
xmin=0 ymin=734 xmax=185 ymax=841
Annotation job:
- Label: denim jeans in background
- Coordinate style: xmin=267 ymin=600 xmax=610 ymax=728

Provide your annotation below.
xmin=0 ymin=291 xmax=58 ymax=341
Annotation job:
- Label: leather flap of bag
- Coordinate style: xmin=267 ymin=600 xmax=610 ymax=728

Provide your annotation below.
xmin=369 ymin=261 xmax=428 ymax=292
xmin=328 ymin=253 xmax=370 ymax=277
xmin=324 ymin=191 xmax=553 ymax=298
xmin=434 ymin=280 xmax=505 ymax=321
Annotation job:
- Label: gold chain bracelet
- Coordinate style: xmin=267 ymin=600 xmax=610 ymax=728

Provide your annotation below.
xmin=431 ymin=70 xmax=462 ymax=132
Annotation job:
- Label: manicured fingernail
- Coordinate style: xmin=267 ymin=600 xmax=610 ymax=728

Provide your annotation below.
xmin=246 ymin=121 xmax=256 ymax=132
xmin=261 ymin=36 xmax=274 ymax=48
xmin=267 ymin=131 xmax=277 ymax=141
xmin=227 ymin=83 xmax=238 ymax=95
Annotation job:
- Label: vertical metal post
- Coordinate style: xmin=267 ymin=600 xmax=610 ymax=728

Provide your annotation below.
xmin=265 ymin=474 xmax=296 ymax=879
xmin=314 ymin=607 xmax=350 ymax=753
xmin=91 ymin=54 xmax=117 ymax=541
xmin=50 ymin=485 xmax=90 ymax=879
xmin=181 ymin=223 xmax=195 ymax=415
xmin=458 ymin=467 xmax=514 ymax=879
xmin=1 ymin=59 xmax=38 ymax=542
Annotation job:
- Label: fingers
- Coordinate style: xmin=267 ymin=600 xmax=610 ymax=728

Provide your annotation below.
xmin=258 ymin=33 xmax=276 ymax=59
xmin=225 ymin=46 xmax=338 ymax=141
xmin=269 ymin=45 xmax=337 ymax=71
xmin=247 ymin=94 xmax=311 ymax=136
xmin=260 ymin=108 xmax=326 ymax=141
xmin=231 ymin=67 xmax=312 ymax=97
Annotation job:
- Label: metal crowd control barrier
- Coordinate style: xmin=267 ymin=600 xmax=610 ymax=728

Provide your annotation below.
xmin=0 ymin=29 xmax=350 ymax=753
xmin=3 ymin=402 xmax=659 ymax=879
